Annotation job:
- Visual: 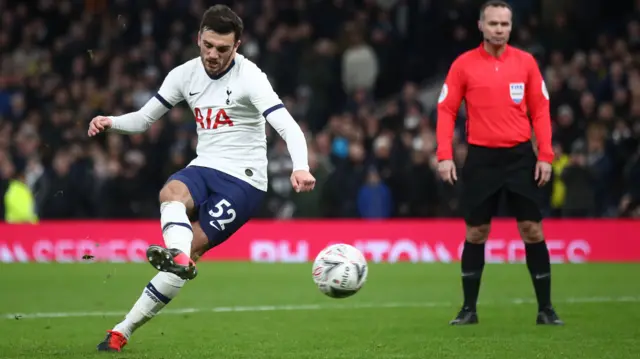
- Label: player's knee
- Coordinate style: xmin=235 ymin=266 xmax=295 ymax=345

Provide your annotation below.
xmin=466 ymin=224 xmax=490 ymax=244
xmin=518 ymin=221 xmax=543 ymax=243
xmin=159 ymin=180 xmax=192 ymax=205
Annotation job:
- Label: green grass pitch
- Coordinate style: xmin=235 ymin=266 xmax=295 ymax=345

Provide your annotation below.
xmin=1 ymin=262 xmax=639 ymax=358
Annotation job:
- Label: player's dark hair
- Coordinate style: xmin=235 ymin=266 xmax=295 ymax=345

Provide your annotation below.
xmin=200 ymin=5 xmax=244 ymax=41
xmin=479 ymin=0 xmax=512 ymax=19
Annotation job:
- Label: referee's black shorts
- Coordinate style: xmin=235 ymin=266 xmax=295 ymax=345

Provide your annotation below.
xmin=461 ymin=141 xmax=543 ymax=226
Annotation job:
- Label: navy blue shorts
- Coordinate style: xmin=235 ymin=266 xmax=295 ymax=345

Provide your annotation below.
xmin=167 ymin=166 xmax=265 ymax=249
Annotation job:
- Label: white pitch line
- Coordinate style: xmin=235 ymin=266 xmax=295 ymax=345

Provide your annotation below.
xmin=3 ymin=296 xmax=639 ymax=320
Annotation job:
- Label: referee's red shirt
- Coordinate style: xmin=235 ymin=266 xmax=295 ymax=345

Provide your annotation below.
xmin=436 ymin=44 xmax=554 ymax=163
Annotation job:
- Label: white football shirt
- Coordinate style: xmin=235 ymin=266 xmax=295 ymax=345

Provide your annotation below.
xmin=109 ymin=54 xmax=309 ymax=191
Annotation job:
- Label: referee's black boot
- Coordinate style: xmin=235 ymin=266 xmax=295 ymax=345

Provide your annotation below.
xmin=536 ymin=306 xmax=564 ymax=325
xmin=449 ymin=307 xmax=479 ymax=325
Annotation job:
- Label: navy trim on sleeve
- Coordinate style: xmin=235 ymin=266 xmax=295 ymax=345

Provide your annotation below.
xmin=155 ymin=94 xmax=173 ymax=109
xmin=262 ymin=103 xmax=285 ymax=118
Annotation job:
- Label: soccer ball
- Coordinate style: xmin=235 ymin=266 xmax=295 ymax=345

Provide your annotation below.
xmin=312 ymin=243 xmax=368 ymax=299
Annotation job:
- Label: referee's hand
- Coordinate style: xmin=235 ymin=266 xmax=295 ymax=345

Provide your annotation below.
xmin=438 ymin=160 xmax=457 ymax=185
xmin=535 ymin=161 xmax=552 ymax=187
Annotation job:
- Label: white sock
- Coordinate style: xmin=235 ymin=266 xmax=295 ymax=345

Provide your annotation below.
xmin=113 ymin=272 xmax=186 ymax=339
xmin=160 ymin=201 xmax=193 ymax=255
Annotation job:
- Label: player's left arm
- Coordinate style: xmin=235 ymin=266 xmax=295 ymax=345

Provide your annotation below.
xmin=525 ymin=54 xmax=554 ymax=185
xmin=246 ymin=67 xmax=315 ymax=192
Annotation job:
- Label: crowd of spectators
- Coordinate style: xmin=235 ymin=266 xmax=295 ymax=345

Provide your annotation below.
xmin=0 ymin=0 xmax=638 ymax=220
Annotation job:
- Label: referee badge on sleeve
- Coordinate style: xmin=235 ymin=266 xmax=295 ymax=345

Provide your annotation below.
xmin=509 ymin=83 xmax=525 ymax=104
xmin=438 ymin=84 xmax=448 ymax=104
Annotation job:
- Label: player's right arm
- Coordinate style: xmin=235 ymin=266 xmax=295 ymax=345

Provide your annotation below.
xmin=244 ymin=64 xmax=315 ymax=192
xmin=436 ymin=56 xmax=466 ymax=184
xmin=88 ymin=66 xmax=185 ymax=136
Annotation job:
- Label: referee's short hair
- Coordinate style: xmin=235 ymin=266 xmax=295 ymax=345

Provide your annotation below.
xmin=479 ymin=0 xmax=513 ymax=19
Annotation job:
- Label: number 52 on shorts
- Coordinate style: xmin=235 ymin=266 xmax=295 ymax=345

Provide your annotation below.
xmin=208 ymin=199 xmax=236 ymax=231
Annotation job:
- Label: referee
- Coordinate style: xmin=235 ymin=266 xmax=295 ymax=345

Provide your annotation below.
xmin=436 ymin=0 xmax=563 ymax=326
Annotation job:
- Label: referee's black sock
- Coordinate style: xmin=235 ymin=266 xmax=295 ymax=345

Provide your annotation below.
xmin=525 ymin=241 xmax=552 ymax=311
xmin=460 ymin=241 xmax=485 ymax=311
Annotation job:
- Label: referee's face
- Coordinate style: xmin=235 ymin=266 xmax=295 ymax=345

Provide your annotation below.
xmin=479 ymin=6 xmax=512 ymax=46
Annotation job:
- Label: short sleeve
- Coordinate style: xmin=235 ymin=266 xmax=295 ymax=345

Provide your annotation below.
xmin=244 ymin=65 xmax=283 ymax=118
xmin=155 ymin=66 xmax=186 ymax=109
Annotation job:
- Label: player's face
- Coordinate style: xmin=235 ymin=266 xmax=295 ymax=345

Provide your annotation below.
xmin=198 ymin=30 xmax=240 ymax=76
xmin=479 ymin=6 xmax=512 ymax=46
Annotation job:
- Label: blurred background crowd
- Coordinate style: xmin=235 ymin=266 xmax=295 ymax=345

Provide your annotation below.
xmin=0 ymin=0 xmax=638 ymax=221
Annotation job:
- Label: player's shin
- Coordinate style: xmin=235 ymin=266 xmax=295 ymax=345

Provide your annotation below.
xmin=113 ymin=272 xmax=186 ymax=339
xmin=160 ymin=201 xmax=194 ymax=256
